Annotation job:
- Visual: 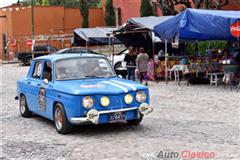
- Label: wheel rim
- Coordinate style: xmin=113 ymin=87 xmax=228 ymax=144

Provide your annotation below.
xmin=115 ymin=63 xmax=122 ymax=70
xmin=20 ymin=96 xmax=26 ymax=114
xmin=26 ymin=58 xmax=32 ymax=65
xmin=55 ymin=107 xmax=63 ymax=130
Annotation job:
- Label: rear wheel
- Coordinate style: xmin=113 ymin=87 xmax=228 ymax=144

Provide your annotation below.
xmin=127 ymin=113 xmax=143 ymax=125
xmin=54 ymin=103 xmax=72 ymax=134
xmin=114 ymin=62 xmax=122 ymax=71
xmin=23 ymin=57 xmax=32 ymax=66
xmin=19 ymin=95 xmax=32 ymax=117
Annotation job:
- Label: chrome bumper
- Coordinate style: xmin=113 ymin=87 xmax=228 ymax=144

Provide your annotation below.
xmin=69 ymin=103 xmax=153 ymax=125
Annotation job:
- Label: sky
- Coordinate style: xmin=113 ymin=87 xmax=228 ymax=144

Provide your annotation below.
xmin=0 ymin=0 xmax=18 ymax=8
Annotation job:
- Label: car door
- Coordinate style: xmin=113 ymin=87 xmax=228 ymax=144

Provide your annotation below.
xmin=27 ymin=60 xmax=43 ymax=112
xmin=37 ymin=60 xmax=54 ymax=119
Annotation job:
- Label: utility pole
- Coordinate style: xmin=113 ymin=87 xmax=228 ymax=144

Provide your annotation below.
xmin=31 ymin=0 xmax=35 ymax=59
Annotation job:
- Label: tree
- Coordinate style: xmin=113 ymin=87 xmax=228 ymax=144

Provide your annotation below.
xmin=105 ymin=0 xmax=116 ymax=26
xmin=153 ymin=0 xmax=229 ymax=15
xmin=79 ymin=0 xmax=89 ymax=28
xmin=140 ymin=0 xmax=155 ymax=17
xmin=42 ymin=0 xmax=50 ymax=6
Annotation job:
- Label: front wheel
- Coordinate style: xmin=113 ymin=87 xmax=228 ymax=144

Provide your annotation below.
xmin=19 ymin=95 xmax=32 ymax=117
xmin=54 ymin=103 xmax=72 ymax=134
xmin=127 ymin=113 xmax=143 ymax=125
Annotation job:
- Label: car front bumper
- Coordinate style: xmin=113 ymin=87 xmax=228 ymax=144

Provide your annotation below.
xmin=69 ymin=103 xmax=153 ymax=125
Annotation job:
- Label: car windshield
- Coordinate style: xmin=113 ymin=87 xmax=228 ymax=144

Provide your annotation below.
xmin=55 ymin=57 xmax=115 ymax=80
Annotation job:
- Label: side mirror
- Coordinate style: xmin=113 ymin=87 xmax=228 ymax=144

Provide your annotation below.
xmin=43 ymin=79 xmax=49 ymax=84
xmin=118 ymin=75 xmax=123 ymax=78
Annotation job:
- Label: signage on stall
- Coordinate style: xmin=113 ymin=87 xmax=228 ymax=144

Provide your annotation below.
xmin=230 ymin=21 xmax=240 ymax=37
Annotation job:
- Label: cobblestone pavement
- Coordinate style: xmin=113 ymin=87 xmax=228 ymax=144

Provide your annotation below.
xmin=1 ymin=64 xmax=240 ymax=160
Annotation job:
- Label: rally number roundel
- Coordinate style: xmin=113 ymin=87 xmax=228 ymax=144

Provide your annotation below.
xmin=38 ymin=87 xmax=46 ymax=112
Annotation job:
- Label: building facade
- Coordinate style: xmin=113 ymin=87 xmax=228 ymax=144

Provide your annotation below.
xmin=0 ymin=5 xmax=104 ymax=60
xmin=0 ymin=0 xmax=239 ymax=60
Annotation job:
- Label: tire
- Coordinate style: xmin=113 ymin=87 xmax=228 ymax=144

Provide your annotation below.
xmin=19 ymin=95 xmax=32 ymax=117
xmin=114 ymin=62 xmax=122 ymax=71
xmin=54 ymin=103 xmax=72 ymax=134
xmin=23 ymin=57 xmax=32 ymax=66
xmin=127 ymin=113 xmax=143 ymax=125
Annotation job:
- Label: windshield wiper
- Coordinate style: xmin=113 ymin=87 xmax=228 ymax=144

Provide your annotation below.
xmin=84 ymin=75 xmax=105 ymax=78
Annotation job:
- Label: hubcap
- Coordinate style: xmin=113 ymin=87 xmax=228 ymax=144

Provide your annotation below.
xmin=55 ymin=107 xmax=63 ymax=130
xmin=20 ymin=96 xmax=26 ymax=114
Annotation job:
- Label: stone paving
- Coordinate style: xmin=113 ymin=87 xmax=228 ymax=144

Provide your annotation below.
xmin=1 ymin=64 xmax=240 ymax=160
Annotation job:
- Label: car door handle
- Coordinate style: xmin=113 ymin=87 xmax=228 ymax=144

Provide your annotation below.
xmin=26 ymin=81 xmax=31 ymax=84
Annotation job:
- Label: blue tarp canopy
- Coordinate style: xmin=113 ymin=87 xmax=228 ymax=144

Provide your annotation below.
xmin=153 ymin=9 xmax=240 ymax=41
xmin=73 ymin=27 xmax=121 ymax=46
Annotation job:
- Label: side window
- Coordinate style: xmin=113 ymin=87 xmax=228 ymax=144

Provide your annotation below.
xmin=49 ymin=46 xmax=57 ymax=52
xmin=32 ymin=61 xmax=43 ymax=79
xmin=81 ymin=49 xmax=88 ymax=54
xmin=42 ymin=61 xmax=52 ymax=81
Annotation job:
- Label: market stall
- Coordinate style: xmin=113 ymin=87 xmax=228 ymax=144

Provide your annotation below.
xmin=153 ymin=9 xmax=240 ymax=86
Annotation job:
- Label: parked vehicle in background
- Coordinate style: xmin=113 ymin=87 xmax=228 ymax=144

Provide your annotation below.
xmin=54 ymin=47 xmax=98 ymax=55
xmin=16 ymin=45 xmax=57 ymax=66
xmin=111 ymin=49 xmax=128 ymax=78
xmin=16 ymin=53 xmax=153 ymax=134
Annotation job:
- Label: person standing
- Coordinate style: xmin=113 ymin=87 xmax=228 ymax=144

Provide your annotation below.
xmin=124 ymin=46 xmax=137 ymax=81
xmin=136 ymin=47 xmax=149 ymax=85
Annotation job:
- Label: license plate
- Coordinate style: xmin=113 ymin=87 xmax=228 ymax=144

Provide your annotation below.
xmin=109 ymin=112 xmax=125 ymax=122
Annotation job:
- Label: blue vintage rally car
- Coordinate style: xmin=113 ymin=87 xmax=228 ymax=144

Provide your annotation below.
xmin=16 ymin=54 xmax=153 ymax=134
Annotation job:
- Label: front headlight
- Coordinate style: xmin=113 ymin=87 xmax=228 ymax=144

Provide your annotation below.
xmin=136 ymin=91 xmax=146 ymax=103
xmin=100 ymin=96 xmax=110 ymax=107
xmin=82 ymin=96 xmax=94 ymax=109
xmin=124 ymin=94 xmax=133 ymax=104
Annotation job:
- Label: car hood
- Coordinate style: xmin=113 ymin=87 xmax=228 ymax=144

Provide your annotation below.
xmin=53 ymin=77 xmax=147 ymax=95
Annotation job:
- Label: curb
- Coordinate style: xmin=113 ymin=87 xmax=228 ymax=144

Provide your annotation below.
xmin=2 ymin=61 xmax=19 ymax=64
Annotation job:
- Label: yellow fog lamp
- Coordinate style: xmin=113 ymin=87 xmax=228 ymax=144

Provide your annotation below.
xmin=124 ymin=94 xmax=133 ymax=104
xmin=100 ymin=96 xmax=110 ymax=107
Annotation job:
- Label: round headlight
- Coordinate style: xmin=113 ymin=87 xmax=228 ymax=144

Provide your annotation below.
xmin=124 ymin=94 xmax=133 ymax=104
xmin=136 ymin=91 xmax=146 ymax=103
xmin=100 ymin=96 xmax=110 ymax=107
xmin=82 ymin=96 xmax=94 ymax=109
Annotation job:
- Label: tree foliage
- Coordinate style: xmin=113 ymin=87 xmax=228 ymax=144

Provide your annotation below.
xmin=42 ymin=0 xmax=50 ymax=6
xmin=79 ymin=0 xmax=89 ymax=28
xmin=140 ymin=0 xmax=155 ymax=17
xmin=153 ymin=0 xmax=229 ymax=15
xmin=105 ymin=0 xmax=116 ymax=26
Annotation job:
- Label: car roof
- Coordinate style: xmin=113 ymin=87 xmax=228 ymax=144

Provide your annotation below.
xmin=34 ymin=53 xmax=106 ymax=62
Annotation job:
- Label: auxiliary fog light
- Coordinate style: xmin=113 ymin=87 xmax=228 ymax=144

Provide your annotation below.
xmin=139 ymin=103 xmax=153 ymax=115
xmin=87 ymin=109 xmax=99 ymax=124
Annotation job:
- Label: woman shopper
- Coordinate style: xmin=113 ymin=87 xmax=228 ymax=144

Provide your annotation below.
xmin=136 ymin=47 xmax=149 ymax=85
xmin=124 ymin=46 xmax=137 ymax=81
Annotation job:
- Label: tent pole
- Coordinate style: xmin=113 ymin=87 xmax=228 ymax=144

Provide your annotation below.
xmin=165 ymin=40 xmax=168 ymax=84
xmin=112 ymin=38 xmax=115 ymax=66
xmin=152 ymin=32 xmax=155 ymax=59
